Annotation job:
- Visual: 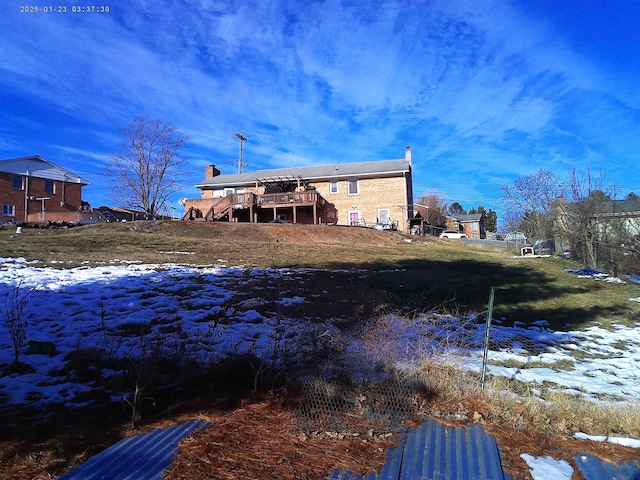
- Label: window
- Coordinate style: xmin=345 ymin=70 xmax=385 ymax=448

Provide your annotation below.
xmin=348 ymin=179 xmax=359 ymax=195
xmin=377 ymin=208 xmax=390 ymax=224
xmin=45 ymin=179 xmax=55 ymax=194
xmin=224 ymin=188 xmax=234 ymax=196
xmin=330 ymin=181 xmax=338 ymax=194
xmin=12 ymin=175 xmax=24 ymax=190
xmin=471 ymin=222 xmax=479 ymax=230
xmin=3 ymin=204 xmax=15 ymax=217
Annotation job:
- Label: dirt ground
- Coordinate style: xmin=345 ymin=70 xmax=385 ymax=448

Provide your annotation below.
xmin=3 ymin=392 xmax=640 ymax=480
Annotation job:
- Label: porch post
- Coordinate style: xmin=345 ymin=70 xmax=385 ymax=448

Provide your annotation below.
xmin=293 ymin=206 xmax=297 ymax=223
xmin=313 ymin=204 xmax=317 ymax=224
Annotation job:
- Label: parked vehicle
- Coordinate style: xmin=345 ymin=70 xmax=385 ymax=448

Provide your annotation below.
xmin=440 ymin=230 xmax=467 ymax=239
xmin=533 ymin=239 xmax=555 ymax=253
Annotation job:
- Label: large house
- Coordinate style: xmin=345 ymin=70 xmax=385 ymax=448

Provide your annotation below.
xmin=555 ymin=196 xmax=640 ymax=244
xmin=554 ymin=196 xmax=640 ymax=272
xmin=183 ymin=147 xmax=414 ymax=233
xmin=447 ymin=213 xmax=486 ymax=239
xmin=0 ymin=155 xmax=90 ymax=223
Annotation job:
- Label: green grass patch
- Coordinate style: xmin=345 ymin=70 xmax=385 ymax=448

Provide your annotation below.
xmin=2 ymin=221 xmax=639 ymax=330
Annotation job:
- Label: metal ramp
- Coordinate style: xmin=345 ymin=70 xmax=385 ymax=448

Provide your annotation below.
xmin=328 ymin=419 xmax=509 ymax=480
xmin=575 ymin=453 xmax=640 ymax=480
xmin=57 ymin=419 xmax=209 ymax=480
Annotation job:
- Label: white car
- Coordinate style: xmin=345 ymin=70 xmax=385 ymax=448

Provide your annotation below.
xmin=439 ymin=230 xmax=467 ymax=239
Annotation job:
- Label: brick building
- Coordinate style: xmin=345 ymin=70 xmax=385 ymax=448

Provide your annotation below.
xmin=0 ymin=155 xmax=90 ymax=223
xmin=446 ymin=213 xmax=486 ymax=239
xmin=183 ymin=147 xmax=414 ymax=233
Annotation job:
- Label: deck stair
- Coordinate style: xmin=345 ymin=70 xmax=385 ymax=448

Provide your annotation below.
xmin=205 ymin=197 xmax=233 ymax=221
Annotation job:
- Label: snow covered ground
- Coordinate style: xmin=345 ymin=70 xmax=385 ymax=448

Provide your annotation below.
xmin=1 ymin=257 xmax=639 ymax=479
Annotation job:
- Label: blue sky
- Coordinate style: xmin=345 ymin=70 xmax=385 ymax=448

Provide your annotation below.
xmin=1 ymin=0 xmax=639 ymax=223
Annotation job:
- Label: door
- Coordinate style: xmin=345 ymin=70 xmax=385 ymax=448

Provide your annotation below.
xmin=349 ymin=210 xmax=361 ymax=226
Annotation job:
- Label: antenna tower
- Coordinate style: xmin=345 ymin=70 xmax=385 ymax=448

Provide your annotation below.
xmin=235 ymin=131 xmax=248 ymax=173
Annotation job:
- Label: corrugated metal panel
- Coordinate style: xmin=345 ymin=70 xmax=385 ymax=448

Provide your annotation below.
xmin=57 ymin=419 xmax=209 ymax=480
xmin=328 ymin=419 xmax=508 ymax=480
xmin=576 ymin=453 xmax=640 ymax=480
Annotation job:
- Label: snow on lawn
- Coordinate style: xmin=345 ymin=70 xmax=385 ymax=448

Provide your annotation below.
xmin=1 ymin=256 xmax=639 ymax=407
xmin=0 ymin=258 xmax=640 ymax=404
xmin=1 ymin=257 xmax=640 ymax=470
xmin=521 ymin=454 xmax=574 ymax=480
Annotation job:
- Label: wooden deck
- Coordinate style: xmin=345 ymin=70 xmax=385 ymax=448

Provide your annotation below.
xmin=183 ymin=190 xmax=330 ymax=224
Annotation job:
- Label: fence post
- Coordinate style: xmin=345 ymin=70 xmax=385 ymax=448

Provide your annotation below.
xmin=481 ymin=287 xmax=495 ymax=389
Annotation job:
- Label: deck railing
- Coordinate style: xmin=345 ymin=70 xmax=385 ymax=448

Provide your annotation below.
xmin=258 ymin=191 xmax=326 ymax=207
xmin=227 ymin=192 xmax=257 ymax=206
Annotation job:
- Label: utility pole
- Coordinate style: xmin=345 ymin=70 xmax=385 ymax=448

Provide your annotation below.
xmin=235 ymin=131 xmax=247 ymax=174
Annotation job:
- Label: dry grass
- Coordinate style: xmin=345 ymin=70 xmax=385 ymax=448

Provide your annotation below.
xmin=411 ymin=353 xmax=640 ymax=441
xmin=3 ymin=220 xmax=639 ymax=329
xmin=2 ymin=221 xmax=640 ymax=479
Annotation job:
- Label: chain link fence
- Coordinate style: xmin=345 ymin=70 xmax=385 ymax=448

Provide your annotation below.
xmin=289 ymin=299 xmax=638 ymax=432
xmin=293 ymin=376 xmax=422 ymax=433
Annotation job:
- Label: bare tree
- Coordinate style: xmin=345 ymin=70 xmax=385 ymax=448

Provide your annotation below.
xmin=560 ymin=166 xmax=620 ymax=272
xmin=447 ymin=202 xmax=466 ymax=217
xmin=499 ymin=210 xmax=523 ymax=235
xmin=4 ymin=282 xmax=35 ymax=366
xmin=415 ymin=191 xmax=448 ymax=226
xmin=108 ymin=116 xmax=190 ymax=216
xmin=501 ymin=168 xmax=564 ymax=241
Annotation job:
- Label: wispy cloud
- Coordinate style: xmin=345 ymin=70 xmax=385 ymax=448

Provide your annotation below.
xmin=0 ymin=0 xmax=638 ymax=212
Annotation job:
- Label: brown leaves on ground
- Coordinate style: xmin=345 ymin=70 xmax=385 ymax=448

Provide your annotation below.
xmin=5 ymin=392 xmax=640 ymax=480
xmin=166 ymin=396 xmax=399 ymax=480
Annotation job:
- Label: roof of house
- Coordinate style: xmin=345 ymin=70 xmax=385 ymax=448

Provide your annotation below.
xmin=455 ymin=213 xmax=483 ymax=223
xmin=0 ymin=155 xmax=90 ymax=185
xmin=196 ymin=159 xmax=410 ymax=189
xmin=594 ymin=198 xmax=640 ymax=215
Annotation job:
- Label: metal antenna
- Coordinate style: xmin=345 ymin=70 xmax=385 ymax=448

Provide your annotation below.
xmin=235 ymin=131 xmax=247 ymax=173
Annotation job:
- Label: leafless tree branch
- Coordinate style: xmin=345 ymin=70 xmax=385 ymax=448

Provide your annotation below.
xmin=107 ymin=116 xmax=190 ymax=216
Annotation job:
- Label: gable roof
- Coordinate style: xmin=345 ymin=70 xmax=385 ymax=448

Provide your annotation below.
xmin=594 ymin=198 xmax=640 ymax=215
xmin=0 ymin=155 xmax=90 ymax=185
xmin=455 ymin=213 xmax=483 ymax=223
xmin=565 ymin=197 xmax=640 ymax=218
xmin=196 ymin=159 xmax=410 ymax=189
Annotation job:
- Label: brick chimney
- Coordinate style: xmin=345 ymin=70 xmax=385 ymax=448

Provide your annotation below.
xmin=205 ymin=165 xmax=221 ymax=178
xmin=405 ymin=146 xmax=412 ymax=165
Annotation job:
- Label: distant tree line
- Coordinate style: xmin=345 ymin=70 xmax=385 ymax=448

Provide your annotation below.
xmin=501 ymin=167 xmax=640 ymax=274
